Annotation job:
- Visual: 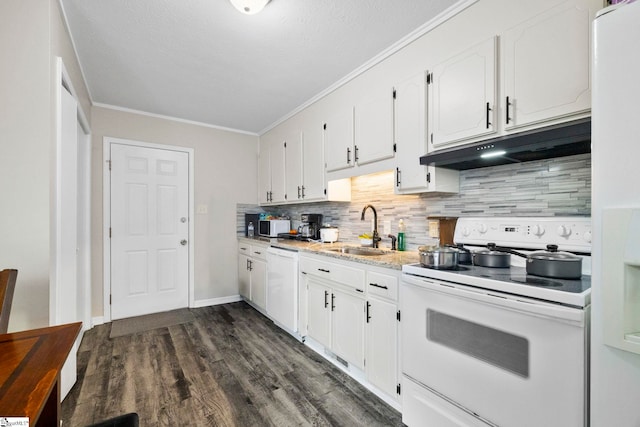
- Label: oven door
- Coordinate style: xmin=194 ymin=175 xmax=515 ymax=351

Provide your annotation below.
xmin=401 ymin=274 xmax=588 ymax=427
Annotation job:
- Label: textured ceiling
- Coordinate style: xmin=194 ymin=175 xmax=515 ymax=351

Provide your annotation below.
xmin=61 ymin=0 xmax=454 ymax=134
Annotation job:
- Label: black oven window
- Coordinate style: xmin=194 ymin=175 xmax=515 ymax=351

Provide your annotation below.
xmin=427 ymin=309 xmax=530 ymax=378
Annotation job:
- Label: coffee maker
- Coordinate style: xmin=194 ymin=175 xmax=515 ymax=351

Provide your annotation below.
xmin=299 ymin=214 xmax=323 ymax=240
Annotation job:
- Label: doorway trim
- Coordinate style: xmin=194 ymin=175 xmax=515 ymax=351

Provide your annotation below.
xmin=52 ymin=57 xmax=91 ymax=330
xmin=103 ymin=137 xmax=195 ymax=323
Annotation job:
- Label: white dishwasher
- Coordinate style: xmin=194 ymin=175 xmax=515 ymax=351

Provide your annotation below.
xmin=266 ymin=246 xmax=299 ymax=335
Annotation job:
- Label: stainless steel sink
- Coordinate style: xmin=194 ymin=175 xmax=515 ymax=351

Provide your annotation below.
xmin=326 ymin=247 xmax=388 ymax=256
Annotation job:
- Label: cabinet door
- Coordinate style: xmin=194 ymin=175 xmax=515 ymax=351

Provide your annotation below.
xmin=331 ymin=288 xmax=365 ymax=370
xmin=394 ymin=72 xmax=430 ymax=193
xmin=301 ymin=124 xmax=326 ymax=201
xmin=238 ymin=253 xmax=251 ymax=299
xmin=251 ymin=258 xmax=267 ymax=310
xmin=366 ymin=297 xmax=398 ymax=399
xmin=284 ymin=131 xmax=303 ymax=202
xmin=269 ymin=139 xmax=286 ymax=204
xmin=429 ymin=37 xmax=497 ymax=149
xmin=502 ymin=1 xmax=591 ymax=130
xmin=354 ymin=87 xmax=395 ymax=165
xmin=258 ymin=144 xmax=271 ymax=204
xmin=324 ymin=107 xmax=355 ymax=172
xmin=307 ymin=279 xmax=331 ymax=349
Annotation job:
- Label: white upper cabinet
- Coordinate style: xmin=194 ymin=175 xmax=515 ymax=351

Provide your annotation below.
xmin=428 ymin=37 xmax=498 ymax=150
xmin=258 ymin=136 xmax=286 ymax=205
xmin=394 ymin=72 xmax=459 ymax=194
xmin=502 ymin=1 xmax=592 ymax=130
xmin=301 ymin=124 xmax=326 ymax=201
xmin=324 ymin=107 xmax=355 ymax=172
xmin=354 ymin=87 xmax=395 ymax=166
xmin=284 ymin=131 xmax=303 ymax=203
xmin=270 ymin=139 xmax=286 ymax=204
xmin=258 ymin=136 xmax=272 ymax=204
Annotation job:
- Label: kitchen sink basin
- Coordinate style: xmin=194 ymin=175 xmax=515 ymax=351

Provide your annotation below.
xmin=326 ymin=247 xmax=388 ymax=256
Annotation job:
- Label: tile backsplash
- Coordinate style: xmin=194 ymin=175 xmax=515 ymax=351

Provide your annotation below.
xmin=238 ymin=153 xmax=591 ymax=250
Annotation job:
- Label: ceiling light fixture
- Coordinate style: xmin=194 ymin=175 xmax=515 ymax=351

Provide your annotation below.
xmin=229 ymin=0 xmax=271 ymax=15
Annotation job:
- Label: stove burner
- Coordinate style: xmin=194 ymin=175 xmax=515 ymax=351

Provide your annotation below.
xmin=510 ymin=276 xmax=563 ymax=287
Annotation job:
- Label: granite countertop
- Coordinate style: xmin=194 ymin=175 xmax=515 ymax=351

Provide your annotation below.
xmin=239 ymin=236 xmax=420 ymax=270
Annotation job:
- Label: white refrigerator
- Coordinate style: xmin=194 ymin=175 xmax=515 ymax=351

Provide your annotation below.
xmin=592 ymin=1 xmax=640 ymax=425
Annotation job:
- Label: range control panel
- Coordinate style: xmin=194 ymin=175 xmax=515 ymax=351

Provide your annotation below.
xmin=454 ymin=217 xmax=592 ymax=253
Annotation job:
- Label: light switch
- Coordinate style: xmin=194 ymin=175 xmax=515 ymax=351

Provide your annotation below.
xmin=428 ymin=220 xmax=440 ymax=238
xmin=196 ymin=204 xmax=208 ymax=214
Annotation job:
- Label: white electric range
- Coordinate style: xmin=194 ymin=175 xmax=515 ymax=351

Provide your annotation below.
xmin=400 ymin=217 xmax=591 ymax=427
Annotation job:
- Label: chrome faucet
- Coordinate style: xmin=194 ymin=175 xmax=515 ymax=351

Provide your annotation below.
xmin=361 ymin=204 xmax=381 ymax=248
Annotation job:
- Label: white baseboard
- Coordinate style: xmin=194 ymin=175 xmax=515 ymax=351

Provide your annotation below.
xmin=90 ymin=296 xmax=242 ymax=328
xmin=91 ymin=316 xmax=105 ymax=327
xmin=192 ymin=295 xmax=242 ymax=308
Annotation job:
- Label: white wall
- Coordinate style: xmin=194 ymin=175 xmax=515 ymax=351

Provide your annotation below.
xmin=0 ymin=0 xmax=91 ymax=331
xmin=90 ymin=106 xmax=259 ymax=318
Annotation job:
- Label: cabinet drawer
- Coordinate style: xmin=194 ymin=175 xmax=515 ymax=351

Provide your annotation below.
xmin=367 ymin=271 xmax=398 ymax=301
xmin=250 ymin=244 xmax=268 ymax=260
xmin=238 ymin=244 xmax=250 ymax=254
xmin=300 ymin=256 xmax=365 ymax=292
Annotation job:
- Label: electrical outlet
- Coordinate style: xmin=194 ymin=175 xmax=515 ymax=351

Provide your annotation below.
xmin=383 ymin=220 xmax=391 ymax=235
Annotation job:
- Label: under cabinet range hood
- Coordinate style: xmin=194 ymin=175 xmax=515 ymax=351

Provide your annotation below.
xmin=420 ymin=118 xmax=591 ymax=170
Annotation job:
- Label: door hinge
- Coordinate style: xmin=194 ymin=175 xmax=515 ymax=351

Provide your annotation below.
xmin=393 ymin=143 xmax=397 ymax=153
xmin=392 ymin=88 xmax=396 ymax=99
xmin=396 ymin=310 xmax=401 ymax=321
xmin=324 ymin=188 xmax=327 ymax=195
xmin=284 ymin=141 xmax=287 ymax=148
xmin=109 ymin=294 xmax=112 ymax=305
xmin=107 ymin=159 xmax=111 ymax=171
xmin=323 ymin=123 xmax=327 ymax=130
xmin=109 ymin=227 xmax=112 ymax=238
xmin=397 ymin=383 xmax=402 ymax=395
xmin=426 ymin=72 xmax=433 ymax=84
xmin=430 ymin=133 xmax=433 ymax=143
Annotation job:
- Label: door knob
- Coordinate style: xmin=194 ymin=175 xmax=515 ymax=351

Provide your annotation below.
xmin=180 ymin=239 xmax=188 ymax=246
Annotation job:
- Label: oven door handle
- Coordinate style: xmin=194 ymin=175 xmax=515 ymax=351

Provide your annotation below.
xmin=401 ymin=275 xmax=585 ymax=326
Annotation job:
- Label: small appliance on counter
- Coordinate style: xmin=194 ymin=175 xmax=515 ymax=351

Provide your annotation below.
xmin=320 ymin=225 xmax=339 ymax=243
xmin=258 ymin=219 xmax=291 ymax=237
xmin=299 ymin=213 xmax=323 ymax=240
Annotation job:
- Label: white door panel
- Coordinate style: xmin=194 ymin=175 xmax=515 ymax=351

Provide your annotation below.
xmin=111 ymin=144 xmax=189 ymax=320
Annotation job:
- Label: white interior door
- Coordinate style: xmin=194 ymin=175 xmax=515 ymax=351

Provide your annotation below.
xmin=110 ymin=143 xmax=189 ymax=320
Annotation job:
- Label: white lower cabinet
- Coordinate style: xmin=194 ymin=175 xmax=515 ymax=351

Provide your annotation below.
xmin=331 ymin=287 xmax=365 ymax=370
xmin=238 ymin=253 xmax=251 ymax=299
xmin=300 ymin=254 xmax=400 ymax=406
xmin=305 ymin=274 xmax=365 ymax=370
xmin=366 ymin=296 xmax=398 ymax=398
xmin=365 ymin=269 xmax=400 ymax=402
xmin=250 ymin=258 xmax=267 ymax=309
xmin=237 ymin=241 xmax=268 ymax=310
xmin=306 ymin=279 xmax=332 ymax=348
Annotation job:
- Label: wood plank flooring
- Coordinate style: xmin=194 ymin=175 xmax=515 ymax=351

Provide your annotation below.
xmin=61 ymin=302 xmax=403 ymax=426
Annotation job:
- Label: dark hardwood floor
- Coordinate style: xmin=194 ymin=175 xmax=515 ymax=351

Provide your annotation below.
xmin=61 ymin=302 xmax=403 ymax=426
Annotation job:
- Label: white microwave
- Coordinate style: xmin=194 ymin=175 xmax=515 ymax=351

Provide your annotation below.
xmin=258 ymin=219 xmax=290 ymax=237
